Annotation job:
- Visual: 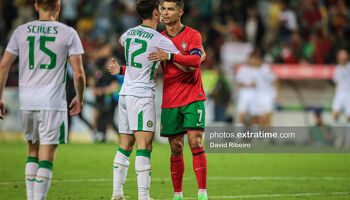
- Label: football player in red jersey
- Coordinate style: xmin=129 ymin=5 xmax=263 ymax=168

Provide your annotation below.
xmin=148 ymin=1 xmax=208 ymax=199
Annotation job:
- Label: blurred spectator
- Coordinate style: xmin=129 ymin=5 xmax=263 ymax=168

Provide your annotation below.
xmin=300 ymin=0 xmax=323 ymax=37
xmin=329 ymin=0 xmax=350 ymax=34
xmin=334 ymin=29 xmax=350 ymax=53
xmin=0 ymin=2 xmax=6 ymax=48
xmin=278 ymin=0 xmax=297 ymax=42
xmin=211 ymin=67 xmax=231 ymax=122
xmin=61 ymin=0 xmax=81 ymax=27
xmin=119 ymin=3 xmax=139 ymax=32
xmin=11 ymin=0 xmax=35 ymax=30
xmin=2 ymin=0 xmax=18 ymax=36
xmin=86 ymin=43 xmax=119 ymax=142
xmin=245 ymin=7 xmax=265 ymax=47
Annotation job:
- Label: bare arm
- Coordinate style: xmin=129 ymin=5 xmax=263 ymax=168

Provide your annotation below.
xmin=68 ymin=54 xmax=86 ymax=116
xmin=0 ymin=51 xmax=17 ymax=119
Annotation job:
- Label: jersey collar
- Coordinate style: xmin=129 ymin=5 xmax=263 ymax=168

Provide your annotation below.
xmin=166 ymin=25 xmax=186 ymax=38
xmin=140 ymin=24 xmax=154 ymax=29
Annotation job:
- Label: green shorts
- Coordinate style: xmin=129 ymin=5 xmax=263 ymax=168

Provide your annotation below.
xmin=160 ymin=101 xmax=205 ymax=137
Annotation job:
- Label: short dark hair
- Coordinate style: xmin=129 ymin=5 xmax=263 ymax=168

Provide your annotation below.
xmin=161 ymin=0 xmax=184 ymax=10
xmin=36 ymin=0 xmax=60 ymax=11
xmin=136 ymin=0 xmax=160 ymax=20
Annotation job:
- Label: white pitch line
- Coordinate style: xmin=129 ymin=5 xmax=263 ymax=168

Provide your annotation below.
xmin=157 ymin=192 xmax=350 ymax=200
xmin=0 ymin=176 xmax=349 ymax=185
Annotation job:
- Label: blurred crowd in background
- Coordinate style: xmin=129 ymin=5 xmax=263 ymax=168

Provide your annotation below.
xmin=0 ymin=0 xmax=349 ymax=141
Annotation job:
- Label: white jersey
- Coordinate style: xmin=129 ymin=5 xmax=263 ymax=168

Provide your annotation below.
xmin=236 ymin=65 xmax=258 ymax=95
xmin=6 ymin=20 xmax=84 ymax=111
xmin=333 ymin=64 xmax=350 ymax=94
xmin=119 ymin=25 xmax=180 ymax=98
xmin=256 ymin=64 xmax=276 ymax=96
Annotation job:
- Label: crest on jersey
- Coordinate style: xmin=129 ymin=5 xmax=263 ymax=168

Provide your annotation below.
xmin=147 ymin=121 xmax=153 ymax=128
xmin=181 ymin=41 xmax=188 ymax=51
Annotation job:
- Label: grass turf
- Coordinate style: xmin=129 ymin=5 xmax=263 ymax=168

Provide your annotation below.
xmin=0 ymin=142 xmax=349 ymax=199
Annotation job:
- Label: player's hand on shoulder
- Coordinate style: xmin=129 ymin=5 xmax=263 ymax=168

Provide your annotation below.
xmin=69 ymin=96 xmax=83 ymax=116
xmin=0 ymin=101 xmax=5 ymax=120
xmin=106 ymin=58 xmax=120 ymax=75
xmin=148 ymin=48 xmax=169 ymax=62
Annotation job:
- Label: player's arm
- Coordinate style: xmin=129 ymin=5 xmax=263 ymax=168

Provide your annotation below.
xmin=149 ymin=47 xmax=202 ymax=68
xmin=68 ymin=54 xmax=86 ymax=116
xmin=0 ymin=51 xmax=17 ymax=119
xmin=149 ymin=32 xmax=203 ymax=68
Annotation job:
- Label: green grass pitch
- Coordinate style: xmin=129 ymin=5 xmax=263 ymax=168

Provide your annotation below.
xmin=0 ymin=142 xmax=350 ymax=199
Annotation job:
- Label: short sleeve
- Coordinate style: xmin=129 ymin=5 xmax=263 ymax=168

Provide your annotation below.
xmin=157 ymin=36 xmax=180 ymax=54
xmin=68 ymin=29 xmax=84 ymax=56
xmin=120 ymin=32 xmax=127 ymax=47
xmin=6 ymin=28 xmax=19 ymax=56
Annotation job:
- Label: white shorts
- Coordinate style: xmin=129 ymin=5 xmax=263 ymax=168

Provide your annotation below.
xmin=118 ymin=95 xmax=156 ymax=134
xmin=332 ymin=93 xmax=350 ymax=117
xmin=21 ymin=110 xmax=68 ymax=145
xmin=237 ymin=91 xmax=260 ymax=116
xmin=256 ymin=93 xmax=275 ymax=115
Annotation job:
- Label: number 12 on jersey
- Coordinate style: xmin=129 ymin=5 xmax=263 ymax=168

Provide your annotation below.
xmin=125 ymin=38 xmax=147 ymax=68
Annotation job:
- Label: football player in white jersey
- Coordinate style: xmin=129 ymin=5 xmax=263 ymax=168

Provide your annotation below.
xmin=332 ymin=49 xmax=350 ymax=148
xmin=254 ymin=53 xmax=277 ymax=127
xmin=0 ymin=0 xmax=86 ymax=199
xmin=107 ymin=0 xmax=180 ymax=200
xmin=236 ymin=51 xmax=260 ymax=126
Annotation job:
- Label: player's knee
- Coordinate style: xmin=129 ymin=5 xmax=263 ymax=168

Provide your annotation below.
xmin=170 ymin=141 xmax=183 ymax=156
xmin=189 ymin=136 xmax=202 ymax=149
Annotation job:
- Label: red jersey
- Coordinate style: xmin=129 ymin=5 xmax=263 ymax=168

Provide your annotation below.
xmin=161 ymin=26 xmax=206 ymax=109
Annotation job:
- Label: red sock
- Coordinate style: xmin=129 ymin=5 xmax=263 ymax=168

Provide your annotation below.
xmin=170 ymin=154 xmax=184 ymax=192
xmin=191 ymin=147 xmax=207 ymax=189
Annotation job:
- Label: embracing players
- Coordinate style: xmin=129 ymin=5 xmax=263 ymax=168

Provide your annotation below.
xmin=148 ymin=0 xmax=208 ymax=199
xmin=107 ymin=0 xmax=180 ymax=199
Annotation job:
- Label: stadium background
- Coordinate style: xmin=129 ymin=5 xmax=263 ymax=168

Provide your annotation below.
xmin=0 ymin=0 xmax=350 ymax=199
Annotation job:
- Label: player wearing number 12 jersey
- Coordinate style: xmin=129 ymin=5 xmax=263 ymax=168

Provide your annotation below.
xmin=108 ymin=0 xmax=180 ymax=200
xmin=0 ymin=0 xmax=86 ymax=199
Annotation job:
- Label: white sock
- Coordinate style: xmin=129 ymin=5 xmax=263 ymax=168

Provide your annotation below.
xmin=135 ymin=150 xmax=152 ymax=200
xmin=113 ymin=148 xmax=131 ymax=197
xmin=198 ymin=189 xmax=207 ymax=195
xmin=174 ymin=192 xmax=183 ymax=197
xmin=25 ymin=157 xmax=39 ymax=200
xmin=34 ymin=161 xmax=53 ymax=200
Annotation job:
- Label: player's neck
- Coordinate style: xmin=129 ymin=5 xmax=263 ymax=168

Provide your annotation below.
xmin=339 ymin=62 xmax=347 ymax=66
xmin=142 ymin=19 xmax=157 ymax=30
xmin=38 ymin=11 xmax=58 ymax=21
xmin=166 ymin=22 xmax=184 ymax=36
